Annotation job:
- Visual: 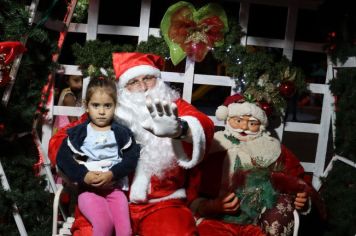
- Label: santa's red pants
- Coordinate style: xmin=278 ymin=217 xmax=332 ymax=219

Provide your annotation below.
xmin=72 ymin=199 xmax=198 ymax=236
xmin=197 ymin=218 xmax=266 ymax=236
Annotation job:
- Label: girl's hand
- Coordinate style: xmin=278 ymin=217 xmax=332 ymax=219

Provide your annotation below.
xmin=84 ymin=171 xmax=101 ymax=185
xmin=90 ymin=171 xmax=114 ymax=187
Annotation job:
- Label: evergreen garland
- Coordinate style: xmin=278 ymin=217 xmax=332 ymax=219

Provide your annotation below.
xmin=72 ymin=40 xmax=134 ymax=78
xmin=319 ymin=68 xmax=356 ymax=235
xmin=320 ymin=162 xmax=356 ymax=236
xmin=212 ymin=18 xmax=307 ymax=113
xmin=136 ymin=35 xmax=169 ymax=58
xmin=0 ymin=0 xmax=29 ymax=41
xmin=0 ymin=137 xmax=52 ymax=236
xmin=71 ymin=17 xmax=306 ymax=114
xmin=72 ymin=0 xmax=89 ymax=23
xmin=329 ymin=68 xmax=356 ymax=161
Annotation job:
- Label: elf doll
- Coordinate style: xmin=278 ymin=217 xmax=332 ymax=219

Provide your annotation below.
xmin=193 ymin=93 xmax=323 ymax=236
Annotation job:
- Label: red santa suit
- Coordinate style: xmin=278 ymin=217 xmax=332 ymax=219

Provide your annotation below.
xmin=49 ymin=52 xmax=215 ymax=236
xmin=194 ymin=142 xmax=311 ymax=236
xmin=127 ymin=98 xmax=214 ymax=235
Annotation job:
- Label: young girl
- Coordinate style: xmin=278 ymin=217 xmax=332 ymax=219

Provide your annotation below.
xmin=56 ymin=77 xmax=140 ymax=236
xmin=53 ymin=75 xmax=83 ymax=134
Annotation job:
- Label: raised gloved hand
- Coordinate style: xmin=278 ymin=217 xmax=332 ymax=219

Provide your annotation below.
xmin=141 ymin=98 xmax=181 ymax=138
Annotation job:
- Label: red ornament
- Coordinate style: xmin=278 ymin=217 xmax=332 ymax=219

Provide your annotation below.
xmin=0 ymin=41 xmax=26 ymax=65
xmin=259 ymin=101 xmax=273 ymax=116
xmin=279 ymin=81 xmax=296 ymax=98
xmin=0 ymin=123 xmax=5 ymax=136
xmin=0 ymin=41 xmax=26 ymax=87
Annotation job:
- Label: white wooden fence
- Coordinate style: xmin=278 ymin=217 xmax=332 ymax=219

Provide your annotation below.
xmin=42 ymin=0 xmax=333 ymax=192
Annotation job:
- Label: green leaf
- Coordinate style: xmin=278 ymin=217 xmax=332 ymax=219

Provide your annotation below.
xmin=160 ymin=1 xmax=194 ymax=65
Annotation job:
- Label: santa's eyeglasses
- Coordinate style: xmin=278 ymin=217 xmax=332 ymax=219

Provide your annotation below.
xmin=125 ymin=75 xmax=156 ymax=88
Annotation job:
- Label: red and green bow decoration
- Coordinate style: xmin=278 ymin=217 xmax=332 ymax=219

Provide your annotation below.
xmin=0 ymin=41 xmax=26 ymax=87
xmin=160 ymin=1 xmax=228 ymax=65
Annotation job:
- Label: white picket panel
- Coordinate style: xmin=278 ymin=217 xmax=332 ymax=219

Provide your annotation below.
xmin=44 ymin=0 xmax=333 ymax=215
xmin=49 ymin=0 xmax=334 ymax=190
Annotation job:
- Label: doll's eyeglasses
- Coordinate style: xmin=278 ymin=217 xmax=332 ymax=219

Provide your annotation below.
xmin=229 ymin=116 xmax=261 ymax=128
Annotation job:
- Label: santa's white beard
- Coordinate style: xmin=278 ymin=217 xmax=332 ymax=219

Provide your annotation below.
xmin=115 ymin=80 xmax=180 ymax=178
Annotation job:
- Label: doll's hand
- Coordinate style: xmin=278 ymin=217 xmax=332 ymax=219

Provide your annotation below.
xmin=199 ymin=192 xmax=240 ymax=216
xmin=294 ymin=192 xmax=308 ymax=210
xmin=141 ymin=98 xmax=181 ymax=138
xmin=218 ymin=192 xmax=240 ymax=214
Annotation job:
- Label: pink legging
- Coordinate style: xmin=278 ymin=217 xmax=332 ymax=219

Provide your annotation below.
xmin=78 ymin=189 xmax=131 ymax=236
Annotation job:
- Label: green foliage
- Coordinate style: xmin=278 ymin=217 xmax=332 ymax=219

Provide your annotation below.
xmin=0 ymin=0 xmax=58 ymax=234
xmin=70 ymin=17 xmax=306 ymax=115
xmin=1 ymin=0 xmax=57 ymax=133
xmin=212 ymin=18 xmax=307 ymax=114
xmin=72 ymin=0 xmax=89 ymax=23
xmin=72 ymin=40 xmax=135 ymax=78
xmin=320 ymin=68 xmax=356 ymax=236
xmin=0 ymin=136 xmax=52 ymax=235
xmin=136 ymin=35 xmax=169 ymax=58
xmin=328 ymin=43 xmax=356 ymax=64
xmin=320 ymin=162 xmax=356 ymax=236
xmin=71 ymin=36 xmax=170 ymax=78
xmin=0 ymin=1 xmax=30 ymax=41
xmin=329 ymin=68 xmax=356 ymax=161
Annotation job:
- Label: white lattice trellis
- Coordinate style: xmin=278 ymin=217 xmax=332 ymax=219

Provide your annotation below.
xmin=42 ymin=0 xmax=334 ymax=191
xmin=34 ymin=0 xmax=338 ymax=235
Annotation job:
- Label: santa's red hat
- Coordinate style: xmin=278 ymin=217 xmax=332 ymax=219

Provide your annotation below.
xmin=215 ymin=93 xmax=268 ymax=126
xmin=112 ymin=52 xmax=164 ymax=88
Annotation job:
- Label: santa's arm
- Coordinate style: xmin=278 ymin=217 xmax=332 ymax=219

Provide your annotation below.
xmin=279 ymin=145 xmax=310 ymax=182
xmin=277 ymin=145 xmax=313 ymax=214
xmin=174 ymin=99 xmax=215 ymax=169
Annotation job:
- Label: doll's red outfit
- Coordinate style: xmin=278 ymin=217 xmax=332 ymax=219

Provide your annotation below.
xmin=195 ymin=145 xmax=312 ymax=236
xmin=49 ymin=99 xmax=214 ymax=236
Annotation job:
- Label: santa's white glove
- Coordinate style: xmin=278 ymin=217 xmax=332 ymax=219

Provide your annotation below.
xmin=141 ymin=98 xmax=181 ymax=138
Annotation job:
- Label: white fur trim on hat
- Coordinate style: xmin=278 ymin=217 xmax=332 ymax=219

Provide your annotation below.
xmin=172 ymin=116 xmax=206 ymax=169
xmin=228 ymin=102 xmax=268 ymax=126
xmin=215 ymin=105 xmax=229 ymax=121
xmin=118 ymin=65 xmax=161 ymax=88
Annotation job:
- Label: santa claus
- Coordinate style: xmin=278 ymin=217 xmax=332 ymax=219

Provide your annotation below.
xmin=49 ymin=52 xmax=214 ymax=235
xmin=192 ymin=94 xmax=318 ymax=236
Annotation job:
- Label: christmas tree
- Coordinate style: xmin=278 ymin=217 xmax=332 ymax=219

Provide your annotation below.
xmin=318 ymin=0 xmax=356 ymax=235
xmin=0 ymin=0 xmax=59 ymax=234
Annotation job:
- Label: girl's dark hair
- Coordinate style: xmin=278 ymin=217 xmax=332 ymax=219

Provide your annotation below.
xmin=85 ymin=77 xmax=117 ymax=105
